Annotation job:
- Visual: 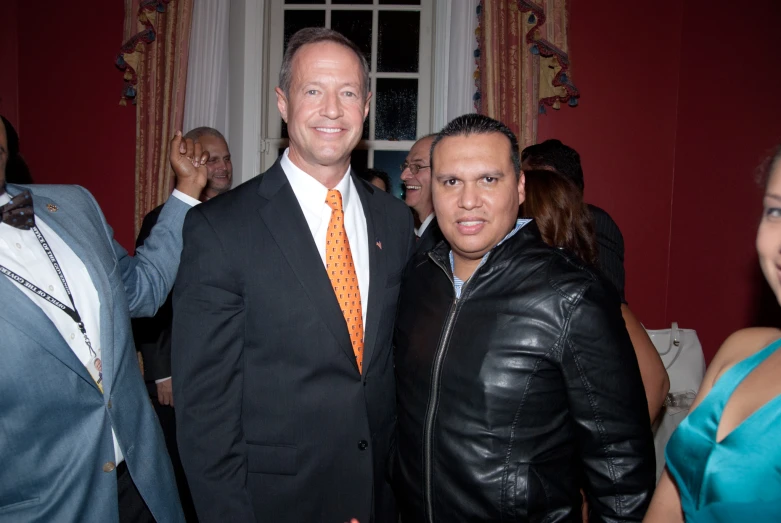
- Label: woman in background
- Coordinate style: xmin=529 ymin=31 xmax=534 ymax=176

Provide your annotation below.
xmin=644 ymin=147 xmax=781 ymax=522
xmin=521 ymin=169 xmax=669 ymax=424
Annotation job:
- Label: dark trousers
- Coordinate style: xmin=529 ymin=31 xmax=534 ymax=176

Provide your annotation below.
xmin=149 ymin=387 xmax=199 ymax=522
xmin=117 ymin=462 xmax=155 ymax=523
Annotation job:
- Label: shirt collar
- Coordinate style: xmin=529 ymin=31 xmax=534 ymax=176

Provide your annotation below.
xmin=449 ymin=218 xmax=531 ymax=296
xmin=0 ymin=192 xmax=9 ymax=206
xmin=280 ymin=148 xmax=353 ymax=212
xmin=415 ymin=212 xmax=436 ymax=237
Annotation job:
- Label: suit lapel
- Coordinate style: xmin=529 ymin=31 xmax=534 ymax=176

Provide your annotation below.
xmin=256 ymin=165 xmax=358 ymax=372
xmin=353 ymin=176 xmax=386 ymax=374
xmin=1 ymin=186 xmax=106 ymax=393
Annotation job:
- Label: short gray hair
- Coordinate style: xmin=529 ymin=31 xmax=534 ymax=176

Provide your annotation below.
xmin=184 ymin=126 xmax=226 ymax=143
xmin=279 ymin=28 xmax=370 ymax=100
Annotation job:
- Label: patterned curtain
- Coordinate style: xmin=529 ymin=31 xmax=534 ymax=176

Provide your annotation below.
xmin=475 ymin=0 xmax=579 ymax=148
xmin=116 ymin=0 xmax=193 ymax=235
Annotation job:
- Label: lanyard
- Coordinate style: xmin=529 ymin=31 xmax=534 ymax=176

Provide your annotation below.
xmin=0 ymin=226 xmax=103 ymax=389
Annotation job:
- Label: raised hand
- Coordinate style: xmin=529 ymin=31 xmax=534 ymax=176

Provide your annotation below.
xmin=170 ymin=131 xmax=209 ymax=199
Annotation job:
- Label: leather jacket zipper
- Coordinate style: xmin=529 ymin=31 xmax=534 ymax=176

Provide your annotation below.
xmin=422 ymin=254 xmax=472 ymax=523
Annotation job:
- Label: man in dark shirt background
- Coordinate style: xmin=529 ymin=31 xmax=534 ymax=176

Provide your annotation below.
xmin=522 ymin=139 xmax=626 ymax=303
xmin=521 ymin=139 xmax=670 ymax=426
xmin=132 ymin=126 xmax=233 ymax=522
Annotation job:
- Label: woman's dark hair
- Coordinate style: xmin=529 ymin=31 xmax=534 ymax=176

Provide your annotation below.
xmin=757 ymin=144 xmax=781 ymax=190
xmin=1 ymin=115 xmax=33 ymax=184
xmin=520 ymin=169 xmax=598 ymax=266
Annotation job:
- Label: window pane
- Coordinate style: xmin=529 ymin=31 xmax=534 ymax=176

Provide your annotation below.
xmin=333 ymin=0 xmax=372 ymax=3
xmin=373 ymin=150 xmax=409 ymax=199
xmin=377 ymin=11 xmax=420 ymax=72
xmin=331 ymin=10 xmax=372 ymax=66
xmin=375 ymin=78 xmax=417 ymax=141
xmin=351 ymin=149 xmax=369 ymax=174
xmin=284 ymin=10 xmax=326 ymax=54
xmin=285 ymin=0 xmax=325 ymax=4
xmin=379 ymin=0 xmax=421 ymax=4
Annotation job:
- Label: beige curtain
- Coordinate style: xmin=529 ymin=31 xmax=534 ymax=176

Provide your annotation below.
xmin=476 ymin=0 xmax=579 ymax=148
xmin=117 ymin=0 xmax=193 ymax=235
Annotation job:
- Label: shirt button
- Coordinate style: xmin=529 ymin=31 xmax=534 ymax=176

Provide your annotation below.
xmin=15 ymin=243 xmax=21 ymax=249
xmin=358 ymin=440 xmax=368 ymax=451
xmin=48 ymin=285 xmax=54 ymax=291
xmin=102 ymin=461 xmax=116 ymax=473
xmin=107 ymin=400 xmax=112 ymax=409
xmin=70 ymin=333 xmax=76 ymax=340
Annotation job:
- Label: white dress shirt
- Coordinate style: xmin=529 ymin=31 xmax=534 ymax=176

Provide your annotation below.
xmin=415 ymin=212 xmax=436 ymax=238
xmin=0 ymin=189 xmax=197 ymax=464
xmin=280 ymin=149 xmax=370 ymax=327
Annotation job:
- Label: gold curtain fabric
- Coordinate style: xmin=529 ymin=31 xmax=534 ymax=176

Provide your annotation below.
xmin=117 ymin=0 xmax=193 ymax=235
xmin=476 ymin=0 xmax=579 ymax=148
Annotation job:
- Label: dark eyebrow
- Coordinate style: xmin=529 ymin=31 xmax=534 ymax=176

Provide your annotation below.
xmin=765 ymin=193 xmax=781 ymax=202
xmin=433 ymin=170 xmax=505 ymax=181
xmin=434 ymin=172 xmax=456 ymax=181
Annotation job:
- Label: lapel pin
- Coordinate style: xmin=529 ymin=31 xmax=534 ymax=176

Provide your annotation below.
xmin=46 ymin=203 xmax=58 ymax=212
xmin=376 ymin=240 xmax=382 ymax=250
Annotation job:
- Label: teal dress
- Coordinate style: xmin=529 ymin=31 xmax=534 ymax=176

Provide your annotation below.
xmin=665 ymin=338 xmax=781 ymax=522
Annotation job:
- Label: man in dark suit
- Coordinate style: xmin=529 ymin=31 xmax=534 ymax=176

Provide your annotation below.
xmin=522 ymin=139 xmax=627 ymax=302
xmin=401 ymin=134 xmax=443 ymax=254
xmin=132 ymin=126 xmax=233 ymax=522
xmin=521 ymin=139 xmax=670 ymax=423
xmin=172 ymin=28 xmax=414 ymax=523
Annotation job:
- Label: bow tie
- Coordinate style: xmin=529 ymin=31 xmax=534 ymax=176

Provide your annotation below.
xmin=0 ymin=190 xmax=36 ymax=230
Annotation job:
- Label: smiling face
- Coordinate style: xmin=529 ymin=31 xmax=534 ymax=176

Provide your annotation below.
xmin=432 ymin=133 xmax=525 ymax=280
xmin=758 ymin=160 xmax=781 ymax=304
xmin=401 ymin=136 xmax=434 ymax=220
xmin=198 ymin=134 xmax=233 ymax=199
xmin=276 ymin=41 xmax=370 ymax=182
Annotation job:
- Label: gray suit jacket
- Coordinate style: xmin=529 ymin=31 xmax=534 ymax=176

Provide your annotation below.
xmin=0 ymin=184 xmax=186 ymax=522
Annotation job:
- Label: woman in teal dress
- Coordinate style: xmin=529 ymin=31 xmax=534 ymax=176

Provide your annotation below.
xmin=644 ymin=146 xmax=781 ymax=522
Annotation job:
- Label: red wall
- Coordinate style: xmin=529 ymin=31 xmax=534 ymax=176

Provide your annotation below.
xmin=666 ymin=0 xmax=781 ymax=358
xmin=537 ymin=1 xmax=683 ymax=330
xmin=539 ymin=0 xmax=781 ymax=360
xmin=0 ymin=0 xmax=20 ymax=127
xmin=6 ymin=1 xmax=781 ymax=358
xmin=10 ymin=0 xmax=136 ymax=250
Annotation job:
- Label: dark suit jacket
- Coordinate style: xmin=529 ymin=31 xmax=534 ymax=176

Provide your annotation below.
xmin=172 ymin=161 xmax=415 ymax=523
xmin=132 ymin=204 xmax=172 ymax=386
xmin=588 ymin=204 xmax=627 ymax=303
xmin=414 ymin=216 xmax=444 ymax=256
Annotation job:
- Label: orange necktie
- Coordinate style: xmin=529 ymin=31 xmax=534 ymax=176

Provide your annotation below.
xmin=325 ymin=189 xmax=364 ymax=373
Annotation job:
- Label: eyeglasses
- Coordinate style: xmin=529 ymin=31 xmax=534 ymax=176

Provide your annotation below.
xmin=400 ymin=162 xmax=430 ymax=175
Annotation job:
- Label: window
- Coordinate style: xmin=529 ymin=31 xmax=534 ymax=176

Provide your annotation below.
xmin=262 ymin=0 xmax=434 ymax=197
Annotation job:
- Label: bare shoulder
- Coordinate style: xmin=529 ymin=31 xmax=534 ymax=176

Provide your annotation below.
xmin=710 ymin=327 xmax=781 ymax=381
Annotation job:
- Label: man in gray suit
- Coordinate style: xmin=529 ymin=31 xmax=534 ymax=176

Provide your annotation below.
xmin=0 ymin=122 xmax=206 ymax=522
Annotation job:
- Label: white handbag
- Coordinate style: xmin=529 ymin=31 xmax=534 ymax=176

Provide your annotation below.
xmin=646 ymin=322 xmax=706 ymax=481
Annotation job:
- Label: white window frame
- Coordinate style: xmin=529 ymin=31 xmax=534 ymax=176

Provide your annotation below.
xmin=260 ymin=0 xmax=434 ymax=173
xmin=228 ymin=0 xmax=476 ymax=185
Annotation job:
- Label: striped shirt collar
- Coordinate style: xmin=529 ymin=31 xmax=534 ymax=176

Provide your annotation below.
xmin=450 ymin=218 xmax=531 ymax=298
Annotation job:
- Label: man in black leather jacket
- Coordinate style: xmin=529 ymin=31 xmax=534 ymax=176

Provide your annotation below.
xmin=393 ymin=114 xmax=655 ymax=522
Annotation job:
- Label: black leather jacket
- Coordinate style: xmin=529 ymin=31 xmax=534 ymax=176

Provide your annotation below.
xmin=393 ymin=222 xmax=655 ymax=522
